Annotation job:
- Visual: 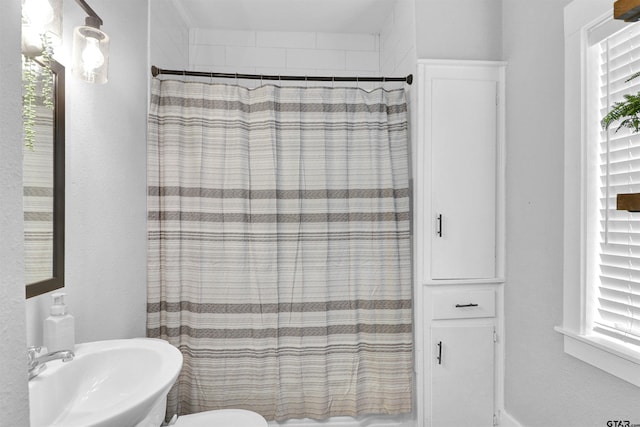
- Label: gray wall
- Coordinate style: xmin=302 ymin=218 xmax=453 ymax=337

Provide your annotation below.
xmin=0 ymin=0 xmax=29 ymax=425
xmin=503 ymin=0 xmax=640 ymax=425
xmin=150 ymin=0 xmax=190 ymax=70
xmin=416 ymin=0 xmax=502 ymax=60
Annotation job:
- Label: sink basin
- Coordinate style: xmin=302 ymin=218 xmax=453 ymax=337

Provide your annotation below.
xmin=29 ymin=338 xmax=183 ymax=427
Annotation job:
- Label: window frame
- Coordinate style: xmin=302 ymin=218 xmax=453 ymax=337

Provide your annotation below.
xmin=560 ymin=0 xmax=640 ymax=387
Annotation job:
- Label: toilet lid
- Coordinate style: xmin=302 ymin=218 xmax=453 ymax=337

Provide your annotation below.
xmin=173 ymin=409 xmax=268 ymax=427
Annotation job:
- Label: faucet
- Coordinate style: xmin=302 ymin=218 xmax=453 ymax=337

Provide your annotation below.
xmin=27 ymin=347 xmax=75 ymax=380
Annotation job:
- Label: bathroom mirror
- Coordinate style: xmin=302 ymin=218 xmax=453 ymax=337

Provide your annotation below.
xmin=24 ymin=59 xmax=65 ymax=299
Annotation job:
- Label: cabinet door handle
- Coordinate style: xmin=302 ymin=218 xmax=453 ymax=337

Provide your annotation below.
xmin=436 ymin=341 xmax=442 ymax=365
xmin=455 ymin=303 xmax=479 ymax=308
xmin=436 ymin=214 xmax=443 ymax=237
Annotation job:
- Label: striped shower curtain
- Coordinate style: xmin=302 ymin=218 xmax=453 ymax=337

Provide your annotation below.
xmin=147 ymin=78 xmax=412 ymax=421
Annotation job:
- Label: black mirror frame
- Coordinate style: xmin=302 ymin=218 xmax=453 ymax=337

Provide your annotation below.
xmin=26 ymin=59 xmax=65 ymax=299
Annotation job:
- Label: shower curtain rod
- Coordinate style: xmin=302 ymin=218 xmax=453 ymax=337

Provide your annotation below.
xmin=151 ymin=65 xmax=413 ymax=85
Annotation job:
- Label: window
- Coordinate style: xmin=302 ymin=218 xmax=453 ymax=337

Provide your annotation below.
xmin=592 ymin=25 xmax=640 ymax=349
xmin=560 ymin=0 xmax=640 ymax=387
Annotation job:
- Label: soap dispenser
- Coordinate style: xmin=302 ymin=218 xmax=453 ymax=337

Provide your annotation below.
xmin=43 ymin=292 xmax=75 ymax=353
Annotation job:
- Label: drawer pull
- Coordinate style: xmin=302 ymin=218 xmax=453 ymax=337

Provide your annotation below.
xmin=436 ymin=341 xmax=442 ymax=365
xmin=455 ymin=303 xmax=479 ymax=308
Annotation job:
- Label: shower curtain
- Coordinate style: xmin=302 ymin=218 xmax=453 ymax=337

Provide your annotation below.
xmin=146 ymin=78 xmax=412 ymax=421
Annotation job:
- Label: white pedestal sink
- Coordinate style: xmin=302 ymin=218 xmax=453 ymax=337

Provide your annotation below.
xmin=29 ymin=338 xmax=183 ymax=427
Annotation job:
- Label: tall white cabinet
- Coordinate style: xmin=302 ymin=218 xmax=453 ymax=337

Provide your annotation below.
xmin=415 ymin=60 xmax=506 ymax=427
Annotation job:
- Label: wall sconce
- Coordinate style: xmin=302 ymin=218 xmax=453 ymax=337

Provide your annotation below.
xmin=71 ymin=0 xmax=109 ymax=84
xmin=21 ymin=0 xmax=62 ymax=58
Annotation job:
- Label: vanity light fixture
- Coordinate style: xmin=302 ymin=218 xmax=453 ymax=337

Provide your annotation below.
xmin=71 ymin=0 xmax=109 ymax=84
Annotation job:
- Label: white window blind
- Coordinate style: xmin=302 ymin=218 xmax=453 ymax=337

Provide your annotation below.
xmin=596 ymin=24 xmax=640 ymax=347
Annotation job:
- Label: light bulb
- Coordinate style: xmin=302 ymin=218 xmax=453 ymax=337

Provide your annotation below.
xmin=81 ymin=37 xmax=105 ymax=72
xmin=72 ymin=25 xmax=109 ymax=83
xmin=22 ymin=0 xmax=54 ymax=28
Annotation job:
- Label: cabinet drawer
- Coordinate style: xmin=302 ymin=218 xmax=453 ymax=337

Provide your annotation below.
xmin=432 ymin=289 xmax=495 ymax=319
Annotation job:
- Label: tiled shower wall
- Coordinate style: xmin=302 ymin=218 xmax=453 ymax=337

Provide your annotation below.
xmin=188 ymin=28 xmax=383 ymax=88
xmin=380 ymin=0 xmax=416 ymax=77
xmin=152 ymin=0 xmax=417 ymax=88
xmin=150 ymin=0 xmax=190 ymax=70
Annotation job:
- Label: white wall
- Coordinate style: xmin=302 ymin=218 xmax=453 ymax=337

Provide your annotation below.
xmin=0 ymin=0 xmax=30 ymax=425
xmin=187 ymin=28 xmax=385 ymax=90
xmin=377 ymin=0 xmax=416 ymax=77
xmin=503 ymin=0 xmax=640 ymax=425
xmin=380 ymin=0 xmax=417 ymax=180
xmin=25 ymin=0 xmax=149 ymax=347
xmin=151 ymin=0 xmax=190 ymax=70
xmin=415 ymin=0 xmax=502 ymax=60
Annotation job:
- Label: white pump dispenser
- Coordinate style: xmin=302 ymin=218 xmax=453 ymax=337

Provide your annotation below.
xmin=43 ymin=292 xmax=75 ymax=353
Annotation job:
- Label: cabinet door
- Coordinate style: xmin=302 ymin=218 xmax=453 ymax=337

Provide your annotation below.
xmin=430 ymin=79 xmax=497 ymax=279
xmin=430 ymin=324 xmax=494 ymax=427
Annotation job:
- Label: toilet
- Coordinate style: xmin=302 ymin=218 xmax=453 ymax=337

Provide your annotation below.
xmin=169 ymin=409 xmax=268 ymax=427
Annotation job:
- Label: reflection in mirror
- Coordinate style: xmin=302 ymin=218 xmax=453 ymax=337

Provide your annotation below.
xmin=24 ymin=59 xmax=64 ymax=299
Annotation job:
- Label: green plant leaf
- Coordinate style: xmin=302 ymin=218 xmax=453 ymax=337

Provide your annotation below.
xmin=601 ymin=91 xmax=640 ymax=132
